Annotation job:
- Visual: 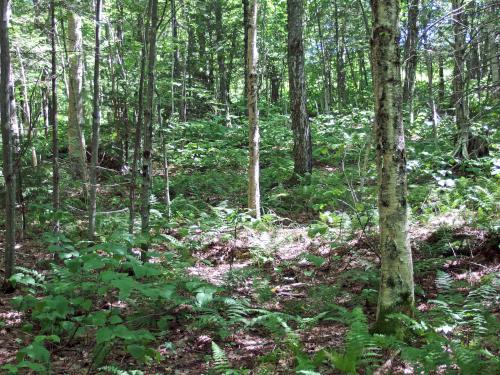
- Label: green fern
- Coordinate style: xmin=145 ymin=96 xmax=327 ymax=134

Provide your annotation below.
xmin=324 ymin=308 xmax=380 ymax=374
xmin=211 ymin=342 xmax=230 ymax=374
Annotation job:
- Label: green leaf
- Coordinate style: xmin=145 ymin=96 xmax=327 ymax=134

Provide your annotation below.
xmin=108 ymin=315 xmax=123 ymax=324
xmin=111 ymin=277 xmax=137 ymax=299
xmin=96 ymin=327 xmax=114 ymax=344
xmin=127 ymin=344 xmax=146 ymax=362
xmin=83 ymin=256 xmax=106 ymax=271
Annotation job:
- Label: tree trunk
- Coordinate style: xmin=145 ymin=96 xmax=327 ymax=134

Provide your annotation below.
xmin=402 ymin=0 xmax=419 ymax=124
xmin=50 ymin=0 xmax=60 ymax=233
xmin=129 ymin=24 xmax=147 ymax=234
xmin=140 ymin=0 xmax=159 ymax=254
xmin=438 ymin=53 xmax=445 ymax=106
xmin=171 ymin=0 xmax=180 ymax=116
xmin=316 ymin=6 xmax=331 ymax=113
xmin=88 ymin=0 xmax=102 ymax=240
xmin=287 ymin=0 xmax=312 ymax=176
xmin=247 ymin=0 xmax=260 ymax=219
xmin=67 ymin=10 xmax=88 ymax=183
xmin=425 ymin=48 xmax=438 ymax=140
xmin=1 ymin=0 xmax=16 ymax=287
xmin=243 ymin=0 xmax=249 ymax=101
xmin=452 ymin=0 xmax=469 ymax=159
xmin=215 ymin=0 xmax=227 ymax=105
xmin=334 ymin=0 xmax=346 ymax=106
xmin=489 ymin=16 xmax=499 ymax=97
xmin=370 ymin=0 xmax=414 ymax=333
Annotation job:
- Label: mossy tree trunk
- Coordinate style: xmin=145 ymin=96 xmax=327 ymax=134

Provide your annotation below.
xmin=370 ymin=0 xmax=415 ymax=334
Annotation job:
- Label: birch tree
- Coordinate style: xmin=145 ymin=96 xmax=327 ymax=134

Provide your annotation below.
xmin=371 ymin=0 xmax=415 ymax=333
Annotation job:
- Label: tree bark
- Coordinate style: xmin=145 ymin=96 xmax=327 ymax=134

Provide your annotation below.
xmin=88 ymin=0 xmax=102 ymax=240
xmin=287 ymin=0 xmax=312 ymax=176
xmin=438 ymin=53 xmax=445 ymax=106
xmin=243 ymin=0 xmax=249 ymax=101
xmin=140 ymin=0 xmax=159 ymax=253
xmin=247 ymin=0 xmax=260 ymax=219
xmin=316 ymin=5 xmax=331 ymax=113
xmin=67 ymin=10 xmax=88 ymax=183
xmin=452 ymin=0 xmax=470 ymax=159
xmin=370 ymin=0 xmax=414 ymax=333
xmin=334 ymin=0 xmax=346 ymax=106
xmin=129 ymin=20 xmax=147 ymax=234
xmin=402 ymin=0 xmax=419 ymax=124
xmin=50 ymin=0 xmax=60 ymax=233
xmin=215 ymin=0 xmax=227 ymax=105
xmin=489 ymin=14 xmax=499 ymax=97
xmin=1 ymin=0 xmax=16 ymax=286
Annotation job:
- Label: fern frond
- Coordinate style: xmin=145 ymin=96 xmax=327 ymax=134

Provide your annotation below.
xmin=211 ymin=342 xmax=230 ymax=374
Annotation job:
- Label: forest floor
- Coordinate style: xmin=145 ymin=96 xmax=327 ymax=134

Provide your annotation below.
xmin=1 ymin=217 xmax=498 ymax=374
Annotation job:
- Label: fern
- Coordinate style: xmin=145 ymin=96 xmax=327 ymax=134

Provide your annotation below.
xmin=435 ymin=270 xmax=454 ymax=292
xmin=222 ymin=297 xmax=249 ymax=323
xmin=211 ymin=342 xmax=230 ymax=374
xmin=324 ymin=308 xmax=380 ymax=374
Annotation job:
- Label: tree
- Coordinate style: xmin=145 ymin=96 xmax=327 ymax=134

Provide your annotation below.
xmin=1 ymin=0 xmax=16 ymax=287
xmin=287 ymin=0 xmax=312 ymax=177
xmin=402 ymin=0 xmax=419 ymax=124
xmin=129 ymin=13 xmax=148 ymax=234
xmin=67 ymin=9 xmax=88 ymax=182
xmin=88 ymin=0 xmax=102 ymax=239
xmin=371 ymin=0 xmax=415 ymax=333
xmin=140 ymin=0 xmax=159 ymax=253
xmin=50 ymin=0 xmax=60 ymax=233
xmin=452 ymin=0 xmax=470 ymax=159
xmin=247 ymin=0 xmax=260 ymax=219
xmin=215 ymin=0 xmax=227 ymax=105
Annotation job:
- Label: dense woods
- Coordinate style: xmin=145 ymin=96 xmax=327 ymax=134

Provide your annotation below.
xmin=0 ymin=0 xmax=498 ymax=373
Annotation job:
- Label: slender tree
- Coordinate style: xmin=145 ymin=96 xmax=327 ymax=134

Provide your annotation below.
xmin=129 ymin=16 xmax=148 ymax=234
xmin=215 ymin=0 xmax=227 ymax=105
xmin=452 ymin=0 xmax=470 ymax=159
xmin=402 ymin=0 xmax=420 ymax=124
xmin=371 ymin=0 xmax=415 ymax=333
xmin=67 ymin=9 xmax=88 ymax=183
xmin=88 ymin=0 xmax=102 ymax=239
xmin=247 ymin=0 xmax=260 ymax=219
xmin=140 ymin=0 xmax=159 ymax=253
xmin=1 ymin=0 xmax=16 ymax=287
xmin=50 ymin=0 xmax=60 ymax=233
xmin=287 ymin=0 xmax=312 ymax=177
